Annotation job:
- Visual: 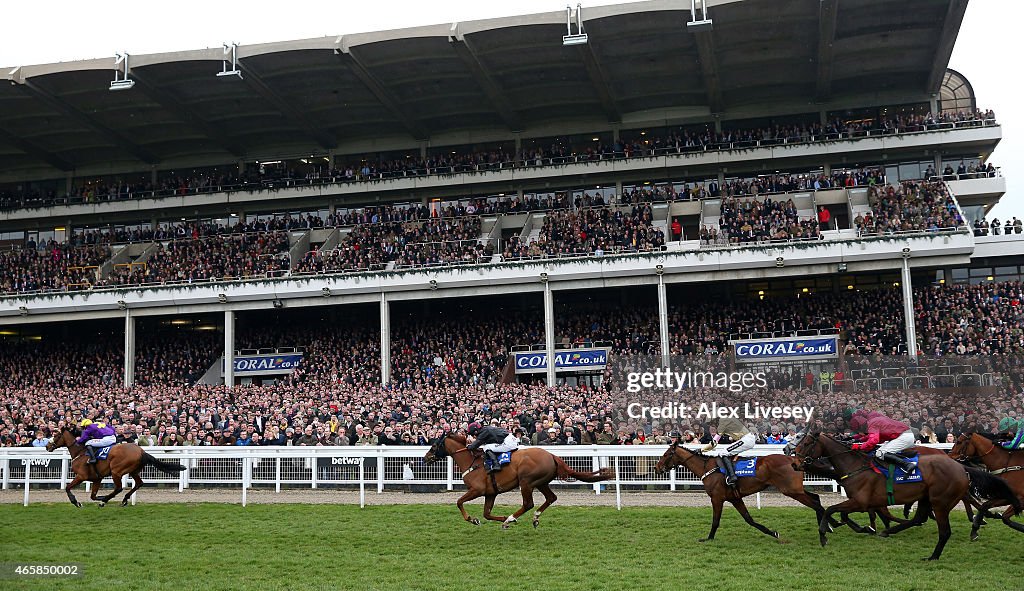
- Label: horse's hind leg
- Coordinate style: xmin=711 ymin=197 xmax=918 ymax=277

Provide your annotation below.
xmin=482 ymin=495 xmax=506 ymax=522
xmin=927 ymin=508 xmax=953 ymax=561
xmin=881 ymin=497 xmax=930 ymax=537
xmin=503 ymin=484 xmax=534 ymax=529
xmin=532 ymin=484 xmax=557 ymax=528
xmin=1000 ymin=505 xmax=1024 ymax=534
xmin=730 ymin=497 xmax=779 ymax=540
xmin=121 ymin=472 xmax=144 ymax=507
xmin=88 ymin=479 xmax=103 ymax=501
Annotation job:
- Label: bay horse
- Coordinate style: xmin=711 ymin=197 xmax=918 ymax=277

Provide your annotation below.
xmin=949 ymin=432 xmax=1024 ymax=539
xmin=423 ymin=432 xmax=612 ymax=529
xmin=791 ymin=431 xmax=1012 ymax=560
xmin=46 ymin=427 xmax=186 ymax=507
xmin=654 ymin=443 xmax=836 ymax=541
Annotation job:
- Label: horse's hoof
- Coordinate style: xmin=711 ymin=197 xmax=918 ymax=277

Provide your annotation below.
xmin=698 ymin=538 xmax=713 ymax=543
xmin=533 ymin=519 xmax=540 ymax=529
xmin=470 ymin=518 xmax=480 ymax=526
xmin=122 ymin=499 xmax=130 ymax=507
xmin=772 ymin=531 xmax=780 ymax=539
xmin=826 ymin=524 xmax=834 ymax=533
xmin=98 ymin=501 xmax=106 ymax=508
xmin=73 ymin=501 xmax=82 ymax=509
xmin=819 ymin=536 xmax=828 ymax=547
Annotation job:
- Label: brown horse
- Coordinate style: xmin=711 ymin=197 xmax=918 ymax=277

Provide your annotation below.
xmin=949 ymin=432 xmax=1024 ymax=539
xmin=423 ymin=432 xmax=612 ymax=528
xmin=46 ymin=427 xmax=186 ymax=507
xmin=654 ymin=443 xmax=835 ymax=541
xmin=791 ymin=431 xmax=1011 ymax=560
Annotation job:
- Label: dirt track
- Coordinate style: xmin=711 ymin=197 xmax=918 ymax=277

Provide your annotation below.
xmin=1 ymin=487 xmax=855 ymax=507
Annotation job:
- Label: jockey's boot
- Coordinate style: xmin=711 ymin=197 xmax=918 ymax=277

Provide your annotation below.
xmin=717 ymin=457 xmax=737 ymax=487
xmin=86 ymin=446 xmax=98 ymax=464
xmin=485 ymin=450 xmax=501 ymax=472
xmin=882 ymin=452 xmax=917 ymax=475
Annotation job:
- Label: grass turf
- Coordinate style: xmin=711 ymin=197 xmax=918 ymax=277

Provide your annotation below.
xmin=0 ymin=502 xmax=1021 ymax=591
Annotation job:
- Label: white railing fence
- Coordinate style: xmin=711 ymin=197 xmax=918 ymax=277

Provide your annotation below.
xmin=0 ymin=444 xmax=953 ymax=509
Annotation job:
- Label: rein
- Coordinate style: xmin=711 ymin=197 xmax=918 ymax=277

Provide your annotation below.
xmin=966 ymin=436 xmax=1024 ymax=475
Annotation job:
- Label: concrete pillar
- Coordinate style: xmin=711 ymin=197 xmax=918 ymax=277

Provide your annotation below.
xmin=929 ymin=95 xmax=939 ymax=115
xmin=123 ymin=309 xmax=135 ymax=389
xmin=380 ymin=292 xmax=391 ymax=385
xmin=150 ymin=167 xmax=158 ymax=184
xmin=514 ymin=133 xmax=522 ymax=155
xmin=934 ymin=153 xmax=943 ymax=175
xmin=224 ymin=310 xmax=235 ymax=388
xmin=420 ymin=142 xmax=428 ymax=159
xmin=238 ymin=159 xmax=246 ymax=174
xmin=823 ymin=163 xmax=832 ymax=176
xmin=658 ymin=274 xmax=670 ymax=368
xmin=612 ymin=125 xmax=620 ymax=143
xmin=717 ymin=171 xmax=726 ymax=186
xmin=151 ymin=217 xmax=158 ymax=232
xmin=820 ymin=110 xmax=828 ymax=126
xmin=714 ymin=116 xmax=722 ymax=133
xmin=65 ymin=173 xmax=73 ymax=197
xmin=901 ymin=255 xmax=918 ymax=358
xmin=615 ymin=181 xmax=623 ymax=201
xmin=544 ymin=279 xmax=556 ymax=387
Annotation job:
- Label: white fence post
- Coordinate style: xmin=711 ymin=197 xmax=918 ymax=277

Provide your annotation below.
xmin=23 ymin=461 xmax=31 ymax=506
xmin=446 ymin=456 xmax=454 ymax=491
xmin=275 ymin=457 xmax=281 ymax=493
xmin=60 ymin=457 xmax=68 ymax=489
xmin=756 ymin=492 xmax=761 ymax=510
xmin=376 ymin=454 xmax=384 ymax=494
xmin=311 ymin=455 xmax=318 ymax=490
xmin=592 ymin=454 xmax=601 ymax=495
xmin=614 ymin=456 xmax=621 ymax=511
xmin=241 ymin=457 xmax=249 ymax=507
xmin=670 ymin=468 xmax=676 ymax=492
xmin=359 ymin=457 xmax=365 ymax=508
xmin=2 ymin=457 xmax=8 ymax=490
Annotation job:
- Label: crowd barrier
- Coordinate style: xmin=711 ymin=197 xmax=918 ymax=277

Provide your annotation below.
xmin=0 ymin=444 xmax=953 ymax=509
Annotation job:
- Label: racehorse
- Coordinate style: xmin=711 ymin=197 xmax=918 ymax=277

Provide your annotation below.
xmin=423 ymin=432 xmax=612 ymax=529
xmin=949 ymin=432 xmax=1024 ymax=539
xmin=47 ymin=427 xmax=186 ymax=507
xmin=654 ymin=442 xmax=837 ymax=541
xmin=792 ymin=431 xmax=1013 ymax=560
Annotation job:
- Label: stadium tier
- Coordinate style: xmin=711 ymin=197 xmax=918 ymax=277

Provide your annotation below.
xmin=0 ymin=0 xmax=1017 ymax=453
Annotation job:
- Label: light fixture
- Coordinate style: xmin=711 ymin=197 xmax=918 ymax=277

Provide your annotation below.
xmin=117 ymin=300 xmax=128 ymax=310
xmin=217 ymin=43 xmax=243 ymax=80
xmin=901 ymin=247 xmax=911 ymax=258
xmin=18 ymin=306 xmax=29 ymax=316
xmin=218 ymin=294 xmax=228 ymax=303
xmin=540 ymin=273 xmax=549 ymax=283
xmin=109 ymin=53 xmax=135 ymax=91
xmin=847 ymin=285 xmax=854 ymax=290
xmin=655 ymin=264 xmax=664 ymax=276
xmin=775 ymin=257 xmax=784 ymax=268
xmin=757 ymin=290 xmax=765 ymax=296
xmin=837 ymin=263 xmax=848 ymax=273
xmin=802 ymin=288 xmax=809 ymax=293
xmin=562 ymin=4 xmax=588 ymax=45
xmin=272 ymin=299 xmax=283 ymax=309
xmin=429 ymin=280 xmax=438 ymax=291
xmin=322 ymin=287 xmax=331 ymax=298
xmin=686 ymin=0 xmax=714 ymax=32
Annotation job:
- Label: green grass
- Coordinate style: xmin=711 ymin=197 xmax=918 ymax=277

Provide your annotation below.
xmin=0 ymin=503 xmax=1021 ymax=591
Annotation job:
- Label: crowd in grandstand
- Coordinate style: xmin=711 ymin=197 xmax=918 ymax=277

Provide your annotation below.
xmin=713 ymin=196 xmax=820 ymax=244
xmin=0 ymin=240 xmax=108 ymax=293
xmin=0 ymin=109 xmax=996 ymax=212
xmin=974 ymin=217 xmax=1023 ymax=237
xmin=855 ymin=180 xmax=965 ymax=235
xmin=3 ymin=277 xmax=1023 ymax=447
xmin=503 ymin=205 xmax=666 ymax=260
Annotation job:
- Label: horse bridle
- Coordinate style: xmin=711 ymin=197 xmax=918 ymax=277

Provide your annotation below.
xmin=952 ymin=433 xmax=1022 ymax=475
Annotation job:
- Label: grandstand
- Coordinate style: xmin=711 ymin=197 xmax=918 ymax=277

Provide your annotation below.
xmin=0 ymin=0 xmax=1019 ymax=450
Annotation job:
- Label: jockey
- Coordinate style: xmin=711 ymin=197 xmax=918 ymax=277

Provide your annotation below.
xmin=849 ymin=411 xmax=917 ymax=474
xmin=998 ymin=417 xmax=1024 ymax=450
xmin=466 ymin=422 xmax=519 ymax=473
xmin=701 ymin=416 xmax=756 ymax=486
xmin=76 ymin=419 xmax=116 ymax=464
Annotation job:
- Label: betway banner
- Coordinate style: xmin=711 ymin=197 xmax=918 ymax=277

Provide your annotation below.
xmin=732 ymin=336 xmax=838 ymax=363
xmin=222 ymin=353 xmax=304 ymax=376
xmin=514 ymin=348 xmax=610 ymax=374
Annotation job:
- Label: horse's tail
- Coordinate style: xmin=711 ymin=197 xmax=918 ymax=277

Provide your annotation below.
xmin=965 ymin=466 xmax=1022 ymax=516
xmin=552 ymin=455 xmax=614 ymax=482
xmin=142 ymin=452 xmax=186 ymax=474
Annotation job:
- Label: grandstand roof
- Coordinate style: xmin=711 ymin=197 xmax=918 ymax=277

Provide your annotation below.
xmin=0 ymin=0 xmax=969 ymax=177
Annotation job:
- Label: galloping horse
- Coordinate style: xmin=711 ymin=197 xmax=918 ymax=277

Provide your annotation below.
xmin=949 ymin=432 xmax=1024 ymax=539
xmin=792 ymin=431 xmax=1012 ymax=560
xmin=654 ymin=443 xmax=835 ymax=541
xmin=423 ymin=432 xmax=612 ymax=528
xmin=47 ymin=427 xmax=186 ymax=507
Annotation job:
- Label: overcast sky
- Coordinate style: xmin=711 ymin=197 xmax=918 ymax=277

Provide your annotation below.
xmin=1 ymin=0 xmax=1017 ymax=218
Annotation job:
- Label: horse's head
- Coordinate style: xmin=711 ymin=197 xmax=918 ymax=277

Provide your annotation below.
xmin=45 ymin=427 xmax=76 ymax=452
xmin=655 ymin=442 xmax=688 ymax=474
xmin=782 ymin=430 xmax=805 ymax=457
xmin=423 ymin=433 xmax=449 ymax=465
xmin=949 ymin=432 xmax=984 ymax=462
xmin=790 ymin=430 xmax=824 ymax=471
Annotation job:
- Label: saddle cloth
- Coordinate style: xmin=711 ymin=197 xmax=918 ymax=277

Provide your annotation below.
xmin=870 ymin=454 xmax=923 ymax=483
xmin=95 ymin=445 xmax=112 ymax=460
xmin=484 ymin=451 xmax=513 ymax=470
xmin=718 ymin=457 xmax=757 ymax=478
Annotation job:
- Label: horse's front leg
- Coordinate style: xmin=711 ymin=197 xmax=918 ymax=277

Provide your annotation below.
xmin=482 ymin=494 xmax=506 ymax=522
xmin=65 ymin=474 xmax=85 ymax=508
